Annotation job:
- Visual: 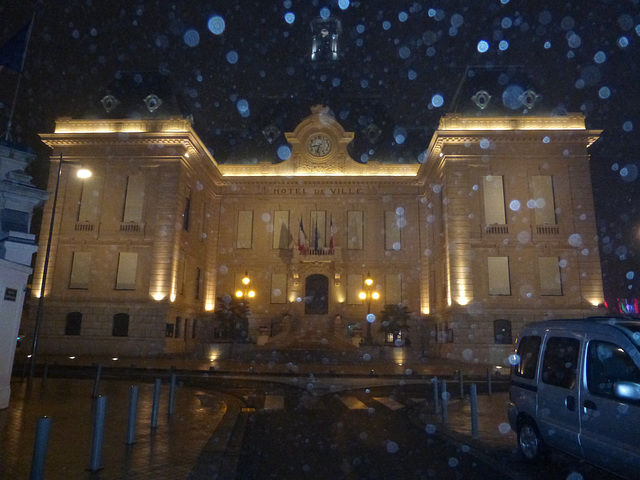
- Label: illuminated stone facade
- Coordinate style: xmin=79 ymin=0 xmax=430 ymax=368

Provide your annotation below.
xmin=26 ymin=107 xmax=604 ymax=364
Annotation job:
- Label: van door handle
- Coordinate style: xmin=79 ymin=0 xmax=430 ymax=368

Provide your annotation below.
xmin=565 ymin=395 xmax=576 ymax=411
xmin=583 ymin=400 xmax=597 ymax=413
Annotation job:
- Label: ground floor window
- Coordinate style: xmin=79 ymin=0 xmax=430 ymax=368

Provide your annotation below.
xmin=493 ymin=319 xmax=512 ymax=344
xmin=112 ymin=313 xmax=130 ymax=337
xmin=65 ymin=312 xmax=82 ymax=335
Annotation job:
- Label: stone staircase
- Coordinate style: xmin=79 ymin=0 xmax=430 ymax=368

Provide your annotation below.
xmin=267 ymin=314 xmax=355 ymax=350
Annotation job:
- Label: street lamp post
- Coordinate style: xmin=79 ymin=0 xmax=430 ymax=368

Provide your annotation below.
xmin=29 ymin=153 xmax=91 ymax=381
xmin=359 ymin=272 xmax=380 ymax=345
xmin=235 ymin=271 xmax=255 ymax=303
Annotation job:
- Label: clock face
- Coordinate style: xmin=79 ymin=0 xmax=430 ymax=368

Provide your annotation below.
xmin=307 ymin=134 xmax=332 ymax=157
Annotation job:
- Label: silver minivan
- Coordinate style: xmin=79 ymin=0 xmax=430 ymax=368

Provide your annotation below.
xmin=508 ymin=317 xmax=640 ymax=479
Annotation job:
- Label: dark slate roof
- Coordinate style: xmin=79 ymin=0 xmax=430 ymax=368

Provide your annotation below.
xmin=73 ymin=7 xmax=571 ymax=166
xmin=450 ymin=65 xmax=566 ymax=117
xmin=86 ymin=71 xmax=191 ymax=121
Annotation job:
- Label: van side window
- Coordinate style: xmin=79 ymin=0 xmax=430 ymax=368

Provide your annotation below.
xmin=587 ymin=340 xmax=640 ymax=398
xmin=541 ymin=337 xmax=580 ymax=389
xmin=515 ymin=335 xmax=541 ymax=379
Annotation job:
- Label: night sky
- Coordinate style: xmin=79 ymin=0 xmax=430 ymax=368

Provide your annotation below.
xmin=2 ymin=0 xmax=639 ymax=309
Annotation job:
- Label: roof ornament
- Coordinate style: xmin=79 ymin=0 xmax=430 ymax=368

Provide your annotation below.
xmin=262 ymin=124 xmax=281 ymax=143
xmin=144 ymin=94 xmax=163 ymax=112
xmin=520 ymin=89 xmax=540 ymax=109
xmin=310 ymin=104 xmax=331 ymax=115
xmin=471 ymin=90 xmax=491 ymax=110
xmin=100 ymin=94 xmax=119 ymax=113
xmin=364 ymin=123 xmax=382 ymax=143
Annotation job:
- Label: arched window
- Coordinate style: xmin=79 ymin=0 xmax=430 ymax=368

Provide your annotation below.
xmin=494 ymin=319 xmax=512 ymax=344
xmin=65 ymin=312 xmax=82 ymax=336
xmin=112 ymin=313 xmax=130 ymax=337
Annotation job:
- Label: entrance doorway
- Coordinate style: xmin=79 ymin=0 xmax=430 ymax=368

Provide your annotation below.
xmin=305 ymin=274 xmax=329 ymax=315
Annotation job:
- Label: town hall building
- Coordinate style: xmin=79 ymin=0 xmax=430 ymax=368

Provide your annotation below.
xmin=23 ymin=16 xmax=604 ymax=366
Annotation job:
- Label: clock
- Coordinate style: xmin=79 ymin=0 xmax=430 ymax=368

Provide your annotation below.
xmin=306 ymin=133 xmax=332 ymax=157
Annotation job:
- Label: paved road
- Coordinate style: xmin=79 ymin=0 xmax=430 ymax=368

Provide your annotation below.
xmin=236 ymin=385 xmax=514 ymax=480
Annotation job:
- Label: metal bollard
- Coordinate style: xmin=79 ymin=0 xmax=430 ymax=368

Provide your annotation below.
xmin=441 ymin=379 xmax=449 ymax=425
xmin=91 ymin=364 xmax=102 ymax=398
xmin=487 ymin=368 xmax=493 ymax=396
xmin=168 ymin=373 xmax=177 ymax=417
xmin=431 ymin=377 xmax=439 ymax=414
xmin=469 ymin=383 xmax=479 ymax=439
xmin=41 ymin=362 xmax=49 ymax=388
xmin=29 ymin=416 xmax=52 ymax=480
xmin=151 ymin=378 xmax=161 ymax=429
xmin=458 ymin=370 xmax=464 ymax=399
xmin=88 ymin=396 xmax=107 ymax=472
xmin=125 ymin=385 xmax=139 ymax=445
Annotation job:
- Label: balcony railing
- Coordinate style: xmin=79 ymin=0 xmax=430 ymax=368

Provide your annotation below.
xmin=120 ymin=223 xmax=143 ymax=233
xmin=74 ymin=222 xmax=95 ymax=232
xmin=295 ymin=246 xmax=341 ymax=262
xmin=484 ymin=224 xmax=509 ymax=234
xmin=535 ymin=225 xmax=560 ymax=235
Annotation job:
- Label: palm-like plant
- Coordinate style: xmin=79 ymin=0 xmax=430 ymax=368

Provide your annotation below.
xmin=213 ymin=295 xmax=250 ymax=341
xmin=379 ymin=303 xmax=411 ymax=343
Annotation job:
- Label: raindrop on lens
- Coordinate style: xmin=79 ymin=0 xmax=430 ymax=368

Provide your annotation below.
xmin=277 ymin=146 xmax=291 ymax=160
xmin=431 ymin=94 xmax=444 ymax=107
xmin=226 ymin=51 xmax=239 ymax=64
xmin=236 ymin=99 xmax=249 ymax=113
xmin=183 ymin=29 xmax=200 ymax=47
xmin=499 ymin=423 xmax=512 ymax=434
xmin=208 ymin=16 xmax=225 ymax=34
xmin=366 ymin=313 xmax=376 ymax=323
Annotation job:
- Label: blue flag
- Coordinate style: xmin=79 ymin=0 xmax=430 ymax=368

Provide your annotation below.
xmin=0 ymin=20 xmax=32 ymax=73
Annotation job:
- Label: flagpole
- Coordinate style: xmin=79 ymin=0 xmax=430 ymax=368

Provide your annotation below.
xmin=3 ymin=12 xmax=35 ymax=142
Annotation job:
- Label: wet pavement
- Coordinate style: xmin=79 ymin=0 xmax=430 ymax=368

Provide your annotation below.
xmin=0 ymin=378 xmax=244 ymax=480
xmin=1 ymin=356 xmax=516 ymax=479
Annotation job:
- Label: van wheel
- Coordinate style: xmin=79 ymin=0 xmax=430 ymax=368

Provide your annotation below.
xmin=517 ymin=418 xmax=545 ymax=461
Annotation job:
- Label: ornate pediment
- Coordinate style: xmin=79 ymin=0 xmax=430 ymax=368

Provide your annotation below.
xmin=284 ymin=105 xmax=355 ymax=175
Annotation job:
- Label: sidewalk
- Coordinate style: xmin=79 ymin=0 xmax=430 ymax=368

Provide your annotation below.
xmin=0 ymin=378 xmax=244 ymax=480
xmin=411 ymin=391 xmax=516 ymax=450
